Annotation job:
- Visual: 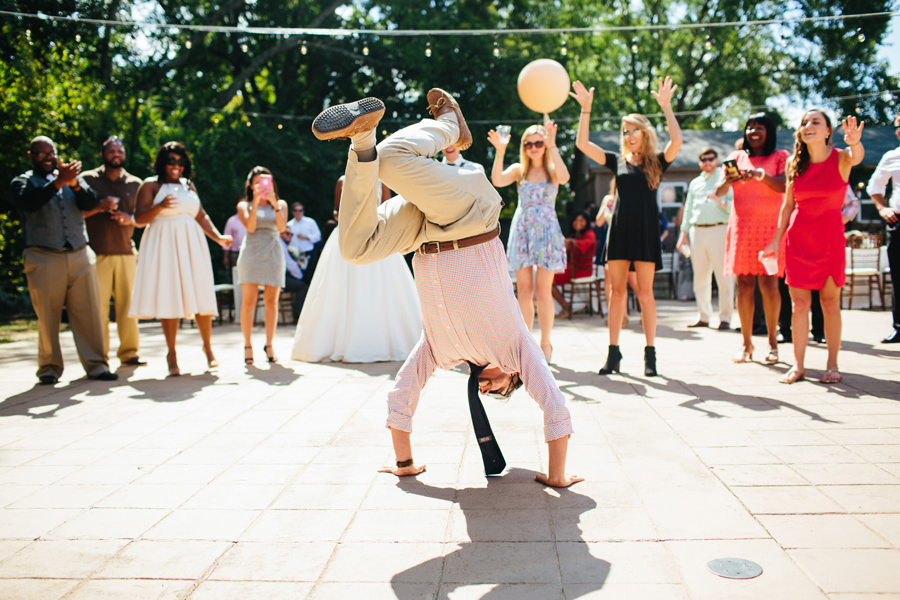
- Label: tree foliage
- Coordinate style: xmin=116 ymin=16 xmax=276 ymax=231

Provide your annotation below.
xmin=0 ymin=0 xmax=896 ymax=306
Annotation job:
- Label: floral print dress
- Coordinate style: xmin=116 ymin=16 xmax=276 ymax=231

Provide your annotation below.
xmin=506 ymin=179 xmax=567 ymax=273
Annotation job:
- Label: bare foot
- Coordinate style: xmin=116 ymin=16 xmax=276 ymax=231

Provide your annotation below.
xmin=541 ymin=343 xmax=553 ymax=363
xmin=534 ymin=473 xmax=585 ymax=487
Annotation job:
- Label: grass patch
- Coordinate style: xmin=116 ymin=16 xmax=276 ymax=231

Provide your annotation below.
xmin=0 ymin=319 xmax=68 ymax=344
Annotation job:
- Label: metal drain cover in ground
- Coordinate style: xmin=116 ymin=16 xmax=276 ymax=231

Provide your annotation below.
xmin=707 ymin=558 xmax=763 ymax=579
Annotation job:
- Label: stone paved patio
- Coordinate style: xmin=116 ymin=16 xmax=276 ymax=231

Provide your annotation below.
xmin=0 ymin=301 xmax=898 ymax=599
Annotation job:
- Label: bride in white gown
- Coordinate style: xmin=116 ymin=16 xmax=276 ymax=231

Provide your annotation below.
xmin=291 ymin=178 xmax=422 ymax=363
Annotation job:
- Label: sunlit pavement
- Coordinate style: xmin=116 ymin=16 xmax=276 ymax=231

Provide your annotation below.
xmin=0 ymin=301 xmax=898 ymax=599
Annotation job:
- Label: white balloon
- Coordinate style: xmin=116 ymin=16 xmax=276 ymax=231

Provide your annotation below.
xmin=517 ymin=59 xmax=571 ymax=114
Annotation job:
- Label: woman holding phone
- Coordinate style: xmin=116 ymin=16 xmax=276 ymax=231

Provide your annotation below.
xmin=236 ymin=166 xmax=288 ymax=364
xmin=760 ymin=111 xmax=864 ymax=384
xmin=571 ymin=77 xmax=683 ymax=377
xmin=131 ymin=142 xmax=232 ymax=376
xmin=716 ymin=114 xmax=790 ymax=365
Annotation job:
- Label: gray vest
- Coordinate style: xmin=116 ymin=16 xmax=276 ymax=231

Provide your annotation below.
xmin=22 ymin=171 xmax=89 ymax=250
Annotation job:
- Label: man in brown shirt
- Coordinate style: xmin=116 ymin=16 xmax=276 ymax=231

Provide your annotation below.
xmin=82 ymin=136 xmax=146 ymax=365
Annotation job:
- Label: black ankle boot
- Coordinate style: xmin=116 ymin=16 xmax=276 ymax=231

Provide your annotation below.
xmin=644 ymin=346 xmax=657 ymax=377
xmin=598 ymin=345 xmax=622 ymax=375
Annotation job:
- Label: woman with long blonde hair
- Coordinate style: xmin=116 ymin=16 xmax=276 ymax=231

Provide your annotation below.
xmin=488 ymin=121 xmax=570 ymax=362
xmin=571 ymin=77 xmax=683 ymax=376
xmin=761 ymin=110 xmax=864 ymax=384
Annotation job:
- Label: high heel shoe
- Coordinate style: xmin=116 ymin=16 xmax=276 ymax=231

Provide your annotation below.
xmin=644 ymin=346 xmax=657 ymax=377
xmin=167 ymin=351 xmax=180 ymax=377
xmin=598 ymin=345 xmax=622 ymax=375
xmin=244 ymin=346 xmax=253 ymax=365
xmin=263 ymin=345 xmax=278 ymax=363
xmin=204 ymin=347 xmax=218 ymax=369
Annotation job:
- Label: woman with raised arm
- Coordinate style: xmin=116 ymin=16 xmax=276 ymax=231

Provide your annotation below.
xmin=760 ymin=112 xmax=864 ymax=384
xmin=236 ymin=166 xmax=288 ymax=365
xmin=130 ymin=142 xmax=232 ymax=376
xmin=716 ymin=114 xmax=790 ymax=366
xmin=570 ymin=77 xmax=683 ymax=376
xmin=488 ymin=122 xmax=570 ymax=363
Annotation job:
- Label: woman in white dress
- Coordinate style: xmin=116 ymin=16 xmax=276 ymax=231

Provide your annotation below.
xmin=131 ymin=142 xmax=232 ymax=376
xmin=291 ymin=177 xmax=422 ymax=363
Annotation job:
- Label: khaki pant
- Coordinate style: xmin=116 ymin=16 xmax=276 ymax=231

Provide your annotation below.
xmin=339 ymin=119 xmax=501 ymax=265
xmin=689 ymin=224 xmax=735 ymax=324
xmin=24 ymin=246 xmax=109 ymax=379
xmin=96 ymin=253 xmax=139 ymax=362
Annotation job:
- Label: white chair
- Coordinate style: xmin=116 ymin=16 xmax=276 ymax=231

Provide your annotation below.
xmin=844 ymin=234 xmax=884 ymax=310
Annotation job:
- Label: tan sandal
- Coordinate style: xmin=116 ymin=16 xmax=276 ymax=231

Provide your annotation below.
xmin=764 ymin=346 xmax=779 ymax=364
xmin=779 ymin=367 xmax=806 ymax=384
xmin=820 ymin=369 xmax=842 ymax=384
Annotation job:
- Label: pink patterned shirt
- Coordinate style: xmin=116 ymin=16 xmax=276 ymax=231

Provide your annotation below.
xmin=386 ymin=238 xmax=573 ymax=442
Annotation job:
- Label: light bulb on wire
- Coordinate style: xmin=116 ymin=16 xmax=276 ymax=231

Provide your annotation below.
xmin=75 ymin=33 xmax=81 ymax=42
xmin=561 ymin=40 xmax=567 ymax=56
xmin=630 ymin=38 xmax=638 ymax=53
xmin=241 ymin=42 xmax=248 ymax=52
xmin=301 ymin=40 xmax=307 ymax=55
xmin=856 ymin=28 xmax=866 ymax=42
xmin=362 ymin=40 xmax=369 ymax=56
xmin=425 ymin=42 xmax=432 ymax=58
xmin=704 ymin=35 xmax=712 ymax=50
xmin=493 ymin=41 xmax=500 ymax=57
xmin=185 ymin=39 xmax=192 ymax=49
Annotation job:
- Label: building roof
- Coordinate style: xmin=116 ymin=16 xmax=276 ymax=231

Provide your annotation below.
xmin=584 ymin=126 xmax=897 ymax=170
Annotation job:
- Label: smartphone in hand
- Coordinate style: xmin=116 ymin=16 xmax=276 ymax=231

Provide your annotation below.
xmin=723 ymin=159 xmax=741 ymax=179
xmin=258 ymin=174 xmax=274 ymax=193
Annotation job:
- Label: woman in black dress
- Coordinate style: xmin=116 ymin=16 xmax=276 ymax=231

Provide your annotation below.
xmin=571 ymin=77 xmax=683 ymax=376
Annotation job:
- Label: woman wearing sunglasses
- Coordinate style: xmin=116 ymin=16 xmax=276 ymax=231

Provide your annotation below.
xmin=131 ymin=142 xmax=232 ymax=376
xmin=488 ymin=122 xmax=570 ymax=363
xmin=571 ymin=77 xmax=683 ymax=377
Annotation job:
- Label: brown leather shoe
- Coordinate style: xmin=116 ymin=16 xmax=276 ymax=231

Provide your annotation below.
xmin=311 ymin=98 xmax=385 ymax=141
xmin=426 ymin=88 xmax=472 ymax=151
xmin=687 ymin=321 xmax=709 ymax=328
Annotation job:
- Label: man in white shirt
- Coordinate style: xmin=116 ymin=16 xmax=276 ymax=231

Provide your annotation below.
xmin=441 ymin=145 xmax=485 ymax=174
xmin=676 ymin=147 xmax=734 ymax=330
xmin=866 ymin=115 xmax=900 ymax=343
xmin=287 ymin=202 xmax=321 ymax=255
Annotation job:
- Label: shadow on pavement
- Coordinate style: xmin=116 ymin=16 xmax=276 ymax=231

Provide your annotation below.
xmin=0 ymin=382 xmax=85 ymax=419
xmin=388 ymin=470 xmax=609 ymax=599
xmin=615 ymin=373 xmax=841 ymax=424
xmin=118 ymin=372 xmax=220 ymax=403
xmin=242 ymin=361 xmax=303 ymax=386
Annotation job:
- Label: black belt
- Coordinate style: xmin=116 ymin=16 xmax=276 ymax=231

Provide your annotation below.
xmin=417 ymin=227 xmax=500 ymax=255
xmin=694 ymin=223 xmax=727 ymax=228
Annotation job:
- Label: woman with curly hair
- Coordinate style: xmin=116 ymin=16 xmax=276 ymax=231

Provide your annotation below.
xmin=761 ymin=110 xmax=864 ymax=384
xmin=488 ymin=121 xmax=570 ymax=363
xmin=570 ymin=77 xmax=683 ymax=376
xmin=131 ymin=142 xmax=232 ymax=376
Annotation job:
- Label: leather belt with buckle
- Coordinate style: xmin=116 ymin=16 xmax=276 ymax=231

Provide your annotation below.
xmin=417 ymin=227 xmax=500 ymax=256
xmin=695 ymin=223 xmax=727 ymax=228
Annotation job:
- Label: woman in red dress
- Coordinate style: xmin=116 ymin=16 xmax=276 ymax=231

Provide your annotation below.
xmin=761 ymin=110 xmax=864 ymax=384
xmin=552 ymin=211 xmax=596 ymax=319
xmin=716 ymin=114 xmax=790 ymax=365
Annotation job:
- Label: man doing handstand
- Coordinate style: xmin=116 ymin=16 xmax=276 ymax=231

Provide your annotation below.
xmin=312 ymin=89 xmax=582 ymax=488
